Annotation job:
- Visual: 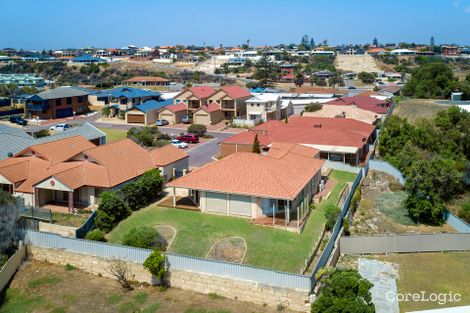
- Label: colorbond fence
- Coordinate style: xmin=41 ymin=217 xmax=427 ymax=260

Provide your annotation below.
xmin=24 ymin=230 xmax=312 ymax=291
xmin=339 ymin=233 xmax=470 ymax=255
xmin=0 ymin=245 xmax=26 ymax=292
xmin=444 ymin=210 xmax=470 ymax=233
xmin=368 ymin=159 xmax=405 ymax=185
xmin=75 ymin=211 xmax=97 ymax=238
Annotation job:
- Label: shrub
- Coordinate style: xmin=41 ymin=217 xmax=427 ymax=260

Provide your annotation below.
xmin=123 ymin=226 xmax=157 ymax=249
xmin=120 ymin=169 xmax=164 ymax=210
xmin=95 ymin=191 xmax=130 ymax=232
xmin=342 ymin=217 xmax=350 ymax=236
xmin=324 ymin=204 xmax=341 ymax=231
xmin=187 ymin=124 xmax=207 ymax=137
xmin=304 ymin=103 xmax=323 ymax=112
xmin=459 ymin=200 xmax=470 ymax=223
xmin=143 ymin=249 xmax=166 ymax=285
xmin=85 ymin=229 xmax=107 ymax=242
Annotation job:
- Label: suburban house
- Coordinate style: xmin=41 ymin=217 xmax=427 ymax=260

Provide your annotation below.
xmin=125 ymin=99 xmax=173 ymax=125
xmin=302 ymin=105 xmax=380 ymax=124
xmin=0 ymin=74 xmax=45 ymax=87
xmin=174 ymin=86 xmax=216 ymax=112
xmin=71 ymin=54 xmax=107 ymax=64
xmin=158 ymin=102 xmax=188 ymax=125
xmin=123 ymin=76 xmax=170 ymax=87
xmin=192 ymin=103 xmax=223 ymax=125
xmin=441 ymin=46 xmax=461 ymax=56
xmin=90 ymin=87 xmax=161 ymax=111
xmin=0 ymin=136 xmax=188 ymax=212
xmin=325 ymin=96 xmax=393 ymax=115
xmin=207 ymin=85 xmax=252 ymax=120
xmin=377 ymin=85 xmax=402 ymax=98
xmin=220 ymin=116 xmax=376 ymax=166
xmin=0 ymin=123 xmax=106 ymax=160
xmin=167 ymin=143 xmax=324 ymax=231
xmin=25 ymin=86 xmax=91 ymax=119
xmin=245 ymin=93 xmax=288 ymax=122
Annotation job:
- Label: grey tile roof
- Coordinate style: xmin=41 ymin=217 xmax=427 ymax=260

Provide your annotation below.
xmin=0 ymin=123 xmax=105 ymax=160
xmin=33 ymin=86 xmax=91 ymax=100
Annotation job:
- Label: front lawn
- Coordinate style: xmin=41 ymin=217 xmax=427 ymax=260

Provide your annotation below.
xmin=98 ymin=127 xmax=128 ymax=143
xmin=107 ymin=170 xmax=356 ymax=273
xmin=52 ymin=212 xmax=89 ymax=228
xmin=373 ymin=253 xmax=470 ymax=313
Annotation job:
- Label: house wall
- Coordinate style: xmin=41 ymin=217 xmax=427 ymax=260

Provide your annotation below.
xmin=159 ymin=109 xmax=185 ymax=125
xmin=26 ymin=96 xmax=90 ymax=120
xmin=14 ymin=192 xmax=33 ymax=206
xmin=160 ymin=157 xmax=189 ymax=181
xmin=193 ymin=110 xmax=223 ymax=125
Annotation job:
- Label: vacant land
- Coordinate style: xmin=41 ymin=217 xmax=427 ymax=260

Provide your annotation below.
xmin=393 ymin=99 xmax=451 ymax=123
xmin=108 ymin=170 xmax=356 ymax=273
xmin=1 ymin=261 xmax=287 ymax=313
xmin=336 ymin=54 xmax=380 ymax=73
xmin=374 ymin=253 xmax=470 ymax=313
xmin=98 ymin=127 xmax=128 ymax=143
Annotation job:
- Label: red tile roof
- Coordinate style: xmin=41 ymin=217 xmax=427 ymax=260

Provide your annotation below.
xmin=168 ymin=144 xmax=323 ymax=200
xmin=222 ymin=117 xmax=375 ymax=149
xmin=189 ymin=86 xmax=216 ymax=99
xmin=220 ymin=85 xmax=252 ymax=99
xmin=326 ymin=96 xmax=391 ymax=114
xmin=197 ymin=102 xmax=221 ymax=113
xmin=164 ymin=102 xmax=188 ymax=113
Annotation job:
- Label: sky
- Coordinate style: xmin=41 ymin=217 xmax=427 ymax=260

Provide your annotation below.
xmin=1 ymin=0 xmax=470 ymax=50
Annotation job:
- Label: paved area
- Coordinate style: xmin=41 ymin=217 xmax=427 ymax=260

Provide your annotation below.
xmin=359 ymin=258 xmax=399 ymax=313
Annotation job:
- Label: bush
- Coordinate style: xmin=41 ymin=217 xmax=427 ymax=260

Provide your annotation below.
xmin=143 ymin=249 xmax=166 ymax=285
xmin=121 ymin=169 xmax=164 ymax=210
xmin=304 ymin=103 xmax=323 ymax=112
xmin=459 ymin=200 xmax=470 ymax=223
xmin=187 ymin=124 xmax=207 ymax=137
xmin=324 ymin=204 xmax=341 ymax=231
xmin=85 ymin=229 xmax=107 ymax=242
xmin=95 ymin=191 xmax=130 ymax=232
xmin=342 ymin=217 xmax=350 ymax=236
xmin=358 ymin=71 xmax=376 ymax=84
xmin=123 ymin=226 xmax=157 ymax=249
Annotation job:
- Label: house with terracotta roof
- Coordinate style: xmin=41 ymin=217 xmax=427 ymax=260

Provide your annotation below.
xmin=167 ymin=143 xmax=323 ymax=231
xmin=207 ymin=85 xmax=252 ymax=120
xmin=192 ymin=103 xmax=223 ymax=125
xmin=158 ymin=102 xmax=188 ymax=125
xmin=123 ymin=76 xmax=170 ymax=87
xmin=302 ymin=105 xmax=380 ymax=124
xmin=220 ymin=116 xmax=376 ymax=166
xmin=326 ymin=95 xmax=393 ymax=115
xmin=174 ymin=86 xmax=216 ymax=112
xmin=0 ymin=136 xmax=188 ymax=212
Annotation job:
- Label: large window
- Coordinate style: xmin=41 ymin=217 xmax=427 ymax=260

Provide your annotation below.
xmin=66 ymin=97 xmax=72 ymax=105
xmin=56 ymin=99 xmax=62 ymax=106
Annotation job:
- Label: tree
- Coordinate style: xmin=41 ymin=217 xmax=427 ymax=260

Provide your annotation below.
xmin=312 ymin=269 xmax=374 ymax=313
xmin=144 ymin=250 xmax=167 ymax=286
xmin=106 ymin=257 xmax=133 ymax=291
xmin=101 ymin=106 xmax=111 ymax=118
xmin=310 ymin=38 xmax=315 ymax=48
xmin=0 ymin=190 xmax=20 ymax=255
xmin=95 ymin=191 xmax=130 ymax=232
xmin=304 ymin=103 xmax=323 ymax=112
xmin=253 ymin=55 xmax=279 ymax=88
xmin=188 ymin=124 xmax=207 ymax=137
xmin=372 ymin=37 xmax=378 ymax=46
xmin=466 ymin=73 xmax=470 ymax=84
xmin=358 ymin=72 xmax=375 ymax=84
xmin=294 ymin=71 xmax=305 ymax=87
xmin=402 ymin=63 xmax=457 ymax=99
xmin=430 ymin=36 xmax=435 ymax=48
xmin=252 ymin=134 xmax=261 ymax=153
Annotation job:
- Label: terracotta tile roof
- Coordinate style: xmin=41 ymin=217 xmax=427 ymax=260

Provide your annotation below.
xmin=326 ymin=96 xmax=391 ymax=114
xmin=168 ymin=145 xmax=323 ymax=200
xmin=188 ymin=86 xmax=216 ymax=99
xmin=0 ymin=138 xmax=187 ymax=193
xmin=302 ymin=105 xmax=379 ymax=124
xmin=222 ymin=117 xmax=375 ymax=149
xmin=164 ymin=102 xmax=188 ymax=113
xmin=220 ymin=85 xmax=252 ymax=99
xmin=124 ymin=76 xmax=169 ymax=83
xmin=198 ymin=102 xmax=221 ymax=113
xmin=150 ymin=144 xmax=189 ymax=166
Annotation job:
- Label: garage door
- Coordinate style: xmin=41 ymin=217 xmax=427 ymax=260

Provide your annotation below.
xmin=194 ymin=113 xmax=210 ymax=125
xmin=56 ymin=108 xmax=73 ymax=118
xmin=160 ymin=113 xmax=175 ymax=124
xmin=229 ymin=194 xmax=252 ymax=217
xmin=206 ymin=192 xmax=227 ymax=214
xmin=127 ymin=114 xmax=145 ymax=124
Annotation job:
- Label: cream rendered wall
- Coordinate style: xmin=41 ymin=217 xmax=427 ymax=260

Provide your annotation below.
xmin=160 ymin=158 xmax=189 ymax=181
xmin=14 ymin=192 xmax=33 ymax=206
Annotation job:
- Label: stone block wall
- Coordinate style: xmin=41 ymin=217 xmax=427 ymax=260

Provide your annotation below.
xmin=27 ymin=246 xmax=311 ymax=312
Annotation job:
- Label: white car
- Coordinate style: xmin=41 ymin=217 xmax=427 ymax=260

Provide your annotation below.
xmin=170 ymin=139 xmax=188 ymax=149
xmin=49 ymin=123 xmax=71 ymax=132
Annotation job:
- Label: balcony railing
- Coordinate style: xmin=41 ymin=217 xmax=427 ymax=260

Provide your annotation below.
xmin=26 ymin=103 xmax=49 ymax=111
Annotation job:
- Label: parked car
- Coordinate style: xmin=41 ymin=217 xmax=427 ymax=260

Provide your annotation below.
xmin=9 ymin=116 xmax=28 ymax=126
xmin=170 ymin=139 xmax=188 ymax=149
xmin=49 ymin=123 xmax=71 ymax=132
xmin=176 ymin=134 xmax=199 ymax=144
xmin=155 ymin=119 xmax=169 ymax=126
xmin=181 ymin=115 xmax=192 ymax=124
xmin=17 ymin=118 xmax=28 ymax=126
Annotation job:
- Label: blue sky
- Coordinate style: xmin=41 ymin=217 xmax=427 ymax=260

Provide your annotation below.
xmin=1 ymin=0 xmax=470 ymax=50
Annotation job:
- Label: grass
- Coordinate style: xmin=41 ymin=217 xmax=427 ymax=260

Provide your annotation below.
xmin=98 ymin=127 xmax=128 ymax=142
xmin=0 ymin=288 xmax=45 ymax=313
xmin=107 ymin=293 xmax=123 ymax=305
xmin=374 ymin=252 xmax=470 ymax=313
xmin=375 ymin=192 xmax=415 ymax=225
xmin=27 ymin=275 xmax=62 ymax=289
xmin=64 ymin=263 xmax=76 ymax=271
xmin=393 ymin=99 xmax=450 ymax=123
xmin=108 ymin=170 xmax=356 ymax=273
xmin=52 ymin=212 xmax=88 ymax=227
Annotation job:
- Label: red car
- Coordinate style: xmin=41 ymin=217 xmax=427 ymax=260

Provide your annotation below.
xmin=176 ymin=134 xmax=199 ymax=144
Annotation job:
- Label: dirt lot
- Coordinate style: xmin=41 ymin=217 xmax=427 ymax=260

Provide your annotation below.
xmin=393 ymin=99 xmax=451 ymax=123
xmin=336 ymin=54 xmax=380 ymax=73
xmin=1 ymin=261 xmax=294 ymax=313
xmin=351 ymin=171 xmax=454 ymax=235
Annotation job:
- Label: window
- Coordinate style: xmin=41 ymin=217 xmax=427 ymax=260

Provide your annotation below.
xmin=66 ymin=97 xmax=72 ymax=105
xmin=56 ymin=99 xmax=62 ymax=106
xmin=78 ymin=96 xmax=83 ymax=103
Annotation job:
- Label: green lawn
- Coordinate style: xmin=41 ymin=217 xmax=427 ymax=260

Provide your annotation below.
xmin=107 ymin=170 xmax=356 ymax=273
xmin=374 ymin=253 xmax=470 ymax=313
xmin=98 ymin=127 xmax=128 ymax=143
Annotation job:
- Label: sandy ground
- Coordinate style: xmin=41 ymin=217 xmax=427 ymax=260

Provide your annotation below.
xmin=336 ymin=54 xmax=381 ymax=73
xmin=4 ymin=261 xmax=295 ymax=313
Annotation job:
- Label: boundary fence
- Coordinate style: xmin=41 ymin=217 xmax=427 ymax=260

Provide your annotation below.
xmin=75 ymin=211 xmax=97 ymax=238
xmin=368 ymin=160 xmax=405 ymax=185
xmin=0 ymin=245 xmax=26 ymax=292
xmin=24 ymin=230 xmax=312 ymax=291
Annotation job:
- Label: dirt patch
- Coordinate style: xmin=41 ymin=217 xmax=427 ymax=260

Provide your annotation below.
xmin=155 ymin=225 xmax=176 ymax=250
xmin=3 ymin=261 xmax=293 ymax=313
xmin=393 ymin=99 xmax=451 ymax=123
xmin=206 ymin=237 xmax=247 ymax=263
xmin=351 ymin=171 xmax=454 ymax=235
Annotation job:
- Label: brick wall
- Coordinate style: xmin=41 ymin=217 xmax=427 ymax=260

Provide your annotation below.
xmin=27 ymin=246 xmax=310 ymax=312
